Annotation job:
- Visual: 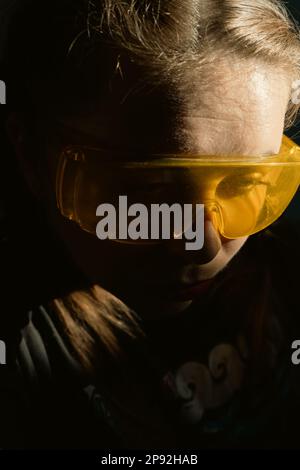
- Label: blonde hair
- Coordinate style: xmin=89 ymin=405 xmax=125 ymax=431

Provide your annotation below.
xmin=52 ymin=285 xmax=144 ymax=373
xmin=52 ymin=0 xmax=300 ymax=373
xmin=86 ymin=0 xmax=300 ymax=124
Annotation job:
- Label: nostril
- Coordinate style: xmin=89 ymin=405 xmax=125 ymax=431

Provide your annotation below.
xmin=164 ymin=219 xmax=222 ymax=264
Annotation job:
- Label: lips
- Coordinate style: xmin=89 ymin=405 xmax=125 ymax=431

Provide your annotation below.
xmin=169 ymin=279 xmax=214 ymax=301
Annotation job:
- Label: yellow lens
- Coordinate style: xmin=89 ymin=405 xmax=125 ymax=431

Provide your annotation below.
xmin=56 ymin=136 xmax=300 ymax=241
xmin=207 ymin=162 xmax=300 ymax=238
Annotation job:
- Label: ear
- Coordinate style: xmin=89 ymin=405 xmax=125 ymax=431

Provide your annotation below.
xmin=6 ymin=112 xmax=41 ymax=198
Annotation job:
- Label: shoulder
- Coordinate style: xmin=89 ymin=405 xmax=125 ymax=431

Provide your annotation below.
xmin=254 ymin=220 xmax=300 ymax=335
xmin=16 ymin=305 xmax=84 ymax=386
xmin=0 ymin=304 xmax=120 ymax=448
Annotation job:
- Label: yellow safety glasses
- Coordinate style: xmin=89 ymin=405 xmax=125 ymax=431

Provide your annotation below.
xmin=56 ymin=135 xmax=300 ymax=240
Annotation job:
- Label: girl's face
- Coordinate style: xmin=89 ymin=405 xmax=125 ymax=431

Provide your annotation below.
xmin=14 ymin=60 xmax=291 ymax=317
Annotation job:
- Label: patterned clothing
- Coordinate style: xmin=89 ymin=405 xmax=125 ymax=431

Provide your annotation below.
xmin=0 ymin=220 xmax=300 ymax=449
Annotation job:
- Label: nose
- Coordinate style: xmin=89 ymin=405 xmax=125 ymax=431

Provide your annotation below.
xmin=164 ymin=218 xmax=222 ymax=264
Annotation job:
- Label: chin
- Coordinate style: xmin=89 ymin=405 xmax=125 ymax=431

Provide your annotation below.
xmin=139 ymin=298 xmax=193 ymax=318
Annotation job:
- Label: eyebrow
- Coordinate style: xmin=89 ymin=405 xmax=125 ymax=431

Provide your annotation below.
xmin=55 ymin=119 xmax=281 ymax=157
xmin=54 ymin=120 xmax=153 ymax=159
xmin=54 ymin=120 xmax=138 ymax=153
xmin=182 ymin=138 xmax=279 ymax=158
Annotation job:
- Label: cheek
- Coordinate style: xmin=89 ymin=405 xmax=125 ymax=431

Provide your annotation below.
xmin=220 ymin=236 xmax=248 ymax=261
xmin=183 ymin=237 xmax=248 ymax=282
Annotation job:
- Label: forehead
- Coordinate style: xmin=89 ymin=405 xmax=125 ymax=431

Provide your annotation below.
xmin=180 ymin=61 xmax=290 ymax=154
xmin=56 ymin=83 xmax=180 ymax=153
xmin=54 ymin=59 xmax=290 ymax=155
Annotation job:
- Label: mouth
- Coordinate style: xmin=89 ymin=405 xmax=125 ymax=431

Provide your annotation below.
xmin=166 ymin=279 xmax=214 ymax=301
